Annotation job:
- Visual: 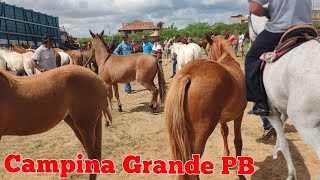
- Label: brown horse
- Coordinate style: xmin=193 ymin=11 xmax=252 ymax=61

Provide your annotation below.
xmin=165 ymin=35 xmax=247 ymax=180
xmin=55 ymin=47 xmax=83 ymax=66
xmin=10 ymin=44 xmax=34 ymax=54
xmin=133 ymin=44 xmax=143 ymax=53
xmin=196 ymin=39 xmax=208 ymax=51
xmin=0 ymin=65 xmax=112 ymax=180
xmin=90 ymin=30 xmax=166 ymax=112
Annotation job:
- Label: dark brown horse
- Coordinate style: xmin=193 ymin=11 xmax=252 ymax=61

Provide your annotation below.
xmin=165 ymin=35 xmax=247 ymax=180
xmin=90 ymin=30 xmax=166 ymax=112
xmin=0 ymin=65 xmax=112 ymax=180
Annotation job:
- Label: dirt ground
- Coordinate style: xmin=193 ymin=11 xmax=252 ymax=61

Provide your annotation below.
xmin=0 ymin=57 xmax=319 ymax=180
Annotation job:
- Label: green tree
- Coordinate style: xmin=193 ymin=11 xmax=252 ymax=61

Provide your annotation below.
xmin=157 ymin=22 xmax=165 ymax=30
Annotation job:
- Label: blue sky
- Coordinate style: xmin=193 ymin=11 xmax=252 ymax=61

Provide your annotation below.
xmin=5 ymin=0 xmax=319 ymax=38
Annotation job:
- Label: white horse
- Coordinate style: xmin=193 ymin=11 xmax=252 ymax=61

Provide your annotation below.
xmin=0 ymin=49 xmax=34 ymax=76
xmin=249 ymin=14 xmax=320 ymax=179
xmin=57 ymin=51 xmax=73 ymax=66
xmin=170 ymin=42 xmax=202 ymax=70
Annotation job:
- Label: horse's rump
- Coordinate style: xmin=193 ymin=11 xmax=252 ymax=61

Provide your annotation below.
xmin=0 ymin=65 xmax=109 ymax=135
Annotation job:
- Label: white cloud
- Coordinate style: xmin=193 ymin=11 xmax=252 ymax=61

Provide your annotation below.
xmin=5 ymin=0 xmax=248 ymax=37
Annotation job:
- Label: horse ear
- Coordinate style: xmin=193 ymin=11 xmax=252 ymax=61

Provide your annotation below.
xmin=99 ymin=30 xmax=105 ymax=37
xmin=89 ymin=30 xmax=96 ymax=38
xmin=205 ymin=34 xmax=213 ymax=45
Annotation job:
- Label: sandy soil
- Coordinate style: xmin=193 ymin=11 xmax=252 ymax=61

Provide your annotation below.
xmin=0 ymin=57 xmax=318 ymax=180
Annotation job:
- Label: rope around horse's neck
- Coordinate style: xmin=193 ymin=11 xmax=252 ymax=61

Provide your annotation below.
xmin=83 ymin=48 xmax=95 ymax=67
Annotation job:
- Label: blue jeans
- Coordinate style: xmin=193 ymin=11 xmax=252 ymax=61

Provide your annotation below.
xmin=125 ymin=83 xmax=131 ymax=93
xmin=173 ymin=57 xmax=177 ymax=74
xmin=261 ymin=116 xmax=272 ymax=130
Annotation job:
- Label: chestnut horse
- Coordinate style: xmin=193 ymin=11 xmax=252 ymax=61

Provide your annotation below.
xmin=90 ymin=30 xmax=166 ymax=112
xmin=165 ymin=36 xmax=247 ymax=180
xmin=133 ymin=44 xmax=143 ymax=53
xmin=0 ymin=65 xmax=112 ymax=180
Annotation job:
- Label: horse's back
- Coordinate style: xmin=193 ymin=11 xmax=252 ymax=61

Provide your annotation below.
xmin=178 ymin=60 xmax=246 ymax=121
xmin=264 ymin=40 xmax=320 ymax=113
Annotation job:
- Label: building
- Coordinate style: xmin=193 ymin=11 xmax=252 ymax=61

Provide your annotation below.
xmin=230 ymin=15 xmax=249 ymax=24
xmin=312 ymin=10 xmax=320 ymax=23
xmin=118 ymin=20 xmax=159 ymax=35
xmin=0 ymin=2 xmax=60 ymax=47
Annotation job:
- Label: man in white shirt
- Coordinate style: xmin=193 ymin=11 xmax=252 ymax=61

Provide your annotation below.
xmin=32 ymin=35 xmax=56 ymax=72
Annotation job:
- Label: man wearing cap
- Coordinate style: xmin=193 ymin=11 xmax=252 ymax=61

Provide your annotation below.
xmin=141 ymin=35 xmax=153 ymax=54
xmin=150 ymin=31 xmax=163 ymax=63
xmin=31 ymin=35 xmax=56 ymax=73
xmin=113 ymin=34 xmax=134 ymax=94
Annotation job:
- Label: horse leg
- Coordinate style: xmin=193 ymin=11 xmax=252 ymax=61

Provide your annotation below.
xmin=72 ymin=115 xmax=100 ymax=180
xmin=189 ymin=121 xmax=217 ymax=180
xmin=234 ymin=113 xmax=245 ymax=180
xmin=64 ymin=116 xmax=85 ymax=147
xmin=112 ymin=83 xmax=122 ymax=112
xmin=138 ymin=80 xmax=158 ymax=112
xmin=220 ymin=123 xmax=230 ymax=156
xmin=269 ymin=108 xmax=296 ymax=180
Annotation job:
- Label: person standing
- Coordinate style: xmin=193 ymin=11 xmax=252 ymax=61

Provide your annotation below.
xmin=141 ymin=35 xmax=153 ymax=54
xmin=113 ymin=34 xmax=134 ymax=94
xmin=150 ymin=31 xmax=163 ymax=63
xmin=31 ymin=35 xmax=56 ymax=73
xmin=238 ymin=31 xmax=245 ymax=58
xmin=108 ymin=39 xmax=117 ymax=53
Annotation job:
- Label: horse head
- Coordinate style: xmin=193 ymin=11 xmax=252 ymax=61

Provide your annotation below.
xmin=89 ymin=30 xmax=112 ymax=54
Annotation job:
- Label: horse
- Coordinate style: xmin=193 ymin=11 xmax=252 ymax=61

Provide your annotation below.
xmin=0 ymin=65 xmax=112 ymax=180
xmin=9 ymin=43 xmax=35 ymax=54
xmin=170 ymin=42 xmax=202 ymax=71
xmin=54 ymin=48 xmax=75 ymax=66
xmin=196 ymin=39 xmax=208 ymax=52
xmin=0 ymin=49 xmax=34 ymax=76
xmin=133 ymin=44 xmax=143 ymax=53
xmin=165 ymin=35 xmax=247 ymax=180
xmin=10 ymin=44 xmax=62 ymax=69
xmin=89 ymin=30 xmax=166 ymax=112
xmin=249 ymin=14 xmax=320 ymax=179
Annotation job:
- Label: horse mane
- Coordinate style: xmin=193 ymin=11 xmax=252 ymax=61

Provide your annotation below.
xmin=212 ymin=35 xmax=239 ymax=64
xmin=96 ymin=35 xmax=112 ymax=54
xmin=0 ymin=69 xmax=20 ymax=87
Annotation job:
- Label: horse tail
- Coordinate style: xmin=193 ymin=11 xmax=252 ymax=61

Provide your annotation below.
xmin=165 ymin=74 xmax=193 ymax=167
xmin=156 ymin=59 xmax=166 ymax=105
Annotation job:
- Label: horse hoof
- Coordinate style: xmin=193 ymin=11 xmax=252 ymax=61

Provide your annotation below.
xmin=118 ymin=106 xmax=122 ymax=112
xmin=105 ymin=121 xmax=110 ymax=126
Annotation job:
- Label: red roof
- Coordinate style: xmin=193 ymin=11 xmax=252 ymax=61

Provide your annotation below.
xmin=119 ymin=20 xmax=159 ymax=31
xmin=231 ymin=15 xmax=248 ymax=21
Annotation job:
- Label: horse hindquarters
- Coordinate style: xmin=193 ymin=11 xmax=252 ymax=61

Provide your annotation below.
xmin=165 ymin=75 xmax=194 ymax=180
